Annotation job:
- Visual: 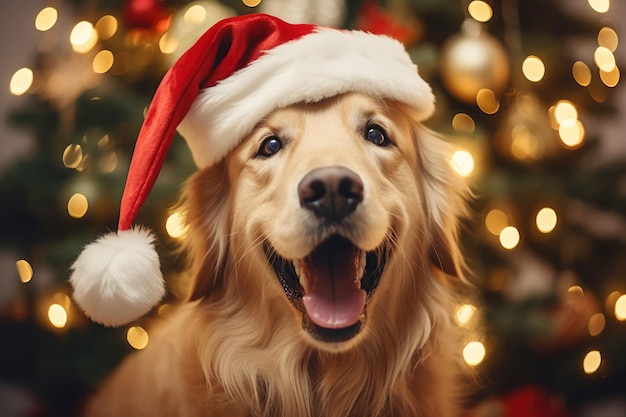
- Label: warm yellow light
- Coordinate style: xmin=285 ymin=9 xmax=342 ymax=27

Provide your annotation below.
xmin=166 ymin=211 xmax=189 ymax=239
xmin=572 ymin=61 xmax=592 ymax=87
xmin=510 ymin=124 xmax=540 ymax=160
xmin=463 ymin=341 xmax=486 ymax=366
xmin=485 ymin=209 xmax=508 ymax=235
xmin=48 ymin=304 xmax=68 ymax=328
xmin=451 ymin=150 xmax=475 ymax=177
xmin=588 ymin=313 xmax=606 ymax=336
xmin=62 ymin=144 xmax=83 ymax=168
xmin=536 ymin=207 xmax=557 ymax=233
xmin=183 ymin=4 xmax=207 ymax=26
xmin=70 ymin=21 xmax=98 ymax=53
xmin=16 ymin=260 xmax=33 ymax=283
xmin=600 ymin=66 xmax=620 ymax=88
xmin=452 ymin=113 xmax=475 ymax=133
xmin=606 ymin=291 xmax=621 ymax=314
xmin=468 ymin=1 xmax=493 ymax=22
xmin=95 ymin=15 xmax=118 ymax=40
xmin=93 ymin=50 xmax=114 ymax=74
xmin=127 ymin=326 xmax=149 ymax=350
xmin=9 ymin=68 xmax=34 ymax=96
xmin=522 ymin=55 xmax=545 ymax=82
xmin=568 ymin=285 xmax=584 ymax=296
xmin=456 ymin=304 xmax=477 ymax=326
xmin=583 ymin=350 xmax=602 ymax=374
xmin=159 ymin=32 xmax=179 ymax=54
xmin=594 ymin=46 xmax=616 ymax=72
xmin=499 ymin=226 xmax=520 ymax=250
xmin=67 ymin=193 xmax=88 ymax=219
xmin=587 ymin=0 xmax=609 ymax=13
xmin=559 ymin=120 xmax=585 ymax=148
xmin=615 ymin=294 xmax=626 ymax=321
xmin=242 ymin=0 xmax=263 ymax=7
xmin=98 ymin=152 xmax=118 ymax=174
xmin=35 ymin=7 xmax=58 ymax=31
xmin=554 ymin=100 xmax=578 ymax=128
xmin=476 ymin=88 xmax=500 ymax=114
xmin=598 ymin=27 xmax=618 ymax=52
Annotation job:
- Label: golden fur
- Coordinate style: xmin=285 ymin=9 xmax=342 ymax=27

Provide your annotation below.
xmin=83 ymin=93 xmax=471 ymax=417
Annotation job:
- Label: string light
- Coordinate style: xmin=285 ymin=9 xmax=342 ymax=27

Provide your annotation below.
xmin=582 ymin=350 xmax=602 ymax=374
xmin=572 ymin=61 xmax=592 ymax=87
xmin=67 ymin=193 xmax=88 ymax=219
xmin=184 ymin=4 xmax=207 ymax=26
xmin=242 ymin=0 xmax=263 ymax=7
xmin=70 ymin=21 xmax=98 ymax=53
xmin=559 ymin=120 xmax=585 ymax=148
xmin=598 ymin=27 xmax=618 ymax=52
xmin=93 ymin=50 xmax=114 ymax=74
xmin=468 ymin=1 xmax=493 ymax=23
xmin=62 ymin=144 xmax=83 ymax=168
xmin=614 ymin=294 xmax=626 ymax=321
xmin=48 ymin=304 xmax=68 ymax=328
xmin=9 ymin=68 xmax=34 ymax=96
xmin=594 ymin=46 xmax=616 ymax=72
xmin=600 ymin=67 xmax=620 ymax=88
xmin=554 ymin=100 xmax=578 ymax=127
xmin=587 ymin=0 xmax=610 ymax=13
xmin=95 ymin=15 xmax=118 ymax=40
xmin=476 ymin=88 xmax=500 ymax=114
xmin=536 ymin=207 xmax=557 ymax=233
xmin=166 ymin=211 xmax=189 ymax=239
xmin=127 ymin=326 xmax=150 ymax=350
xmin=485 ymin=209 xmax=508 ymax=235
xmin=499 ymin=226 xmax=520 ymax=249
xmin=452 ymin=113 xmax=475 ymax=133
xmin=35 ymin=7 xmax=58 ymax=32
xmin=16 ymin=260 xmax=33 ymax=283
xmin=455 ymin=304 xmax=477 ymax=326
xmin=588 ymin=313 xmax=605 ymax=336
xmin=463 ymin=341 xmax=486 ymax=366
xmin=522 ymin=55 xmax=545 ymax=82
xmin=451 ymin=150 xmax=475 ymax=177
xmin=159 ymin=32 xmax=179 ymax=54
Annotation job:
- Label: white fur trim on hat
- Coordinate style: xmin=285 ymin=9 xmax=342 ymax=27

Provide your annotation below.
xmin=178 ymin=28 xmax=434 ymax=168
xmin=70 ymin=227 xmax=165 ymax=327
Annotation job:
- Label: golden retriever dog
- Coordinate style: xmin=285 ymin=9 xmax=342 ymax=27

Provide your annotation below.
xmin=82 ymin=91 xmax=470 ymax=417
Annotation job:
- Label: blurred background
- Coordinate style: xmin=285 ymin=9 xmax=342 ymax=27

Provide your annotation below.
xmin=0 ymin=0 xmax=624 ymax=416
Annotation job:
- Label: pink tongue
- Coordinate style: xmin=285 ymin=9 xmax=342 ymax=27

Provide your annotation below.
xmin=301 ymin=238 xmax=366 ymax=329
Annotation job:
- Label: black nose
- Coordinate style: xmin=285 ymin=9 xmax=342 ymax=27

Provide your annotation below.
xmin=298 ymin=166 xmax=364 ymax=222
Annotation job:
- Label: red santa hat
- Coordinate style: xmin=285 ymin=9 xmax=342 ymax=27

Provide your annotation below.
xmin=70 ymin=13 xmax=435 ymax=327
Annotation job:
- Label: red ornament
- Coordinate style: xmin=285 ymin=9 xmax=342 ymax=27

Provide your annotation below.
xmin=123 ymin=0 xmax=171 ymax=33
xmin=355 ymin=2 xmax=421 ymax=45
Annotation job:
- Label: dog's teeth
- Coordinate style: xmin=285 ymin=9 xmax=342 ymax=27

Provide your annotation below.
xmin=294 ymin=259 xmax=302 ymax=277
xmin=358 ymin=251 xmax=366 ymax=280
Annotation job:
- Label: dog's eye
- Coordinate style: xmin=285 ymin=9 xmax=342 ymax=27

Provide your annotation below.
xmin=258 ymin=136 xmax=283 ymax=157
xmin=364 ymin=125 xmax=389 ymax=146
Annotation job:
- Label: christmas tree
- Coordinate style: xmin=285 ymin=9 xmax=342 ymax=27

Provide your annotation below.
xmin=0 ymin=0 xmax=624 ymax=416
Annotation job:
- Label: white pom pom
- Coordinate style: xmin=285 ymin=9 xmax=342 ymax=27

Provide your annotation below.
xmin=70 ymin=227 xmax=165 ymax=327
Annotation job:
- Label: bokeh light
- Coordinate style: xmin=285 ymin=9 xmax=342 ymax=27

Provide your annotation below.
xmin=242 ymin=0 xmax=263 ymax=7
xmin=615 ymin=294 xmax=626 ymax=321
xmin=10 ymin=68 xmax=34 ymax=96
xmin=166 ymin=211 xmax=189 ymax=239
xmin=598 ymin=27 xmax=618 ymax=52
xmin=463 ymin=341 xmax=486 ymax=366
xmin=70 ymin=21 xmax=98 ymax=53
xmin=16 ymin=260 xmax=33 ymax=283
xmin=499 ymin=226 xmax=520 ymax=249
xmin=536 ymin=207 xmax=557 ymax=233
xmin=452 ymin=113 xmax=475 ymax=133
xmin=451 ymin=150 xmax=475 ymax=177
xmin=485 ymin=209 xmax=508 ymax=235
xmin=48 ymin=304 xmax=68 ymax=329
xmin=468 ymin=1 xmax=493 ymax=23
xmin=522 ymin=55 xmax=545 ymax=82
xmin=456 ymin=304 xmax=477 ymax=326
xmin=35 ymin=7 xmax=58 ymax=31
xmin=93 ymin=50 xmax=114 ymax=74
xmin=67 ymin=193 xmax=88 ymax=219
xmin=594 ymin=46 xmax=616 ymax=72
xmin=587 ymin=0 xmax=609 ymax=13
xmin=127 ymin=326 xmax=150 ymax=350
xmin=572 ymin=61 xmax=592 ymax=87
xmin=476 ymin=88 xmax=500 ymax=114
xmin=583 ymin=350 xmax=602 ymax=374
xmin=95 ymin=15 xmax=118 ymax=40
xmin=588 ymin=313 xmax=605 ymax=336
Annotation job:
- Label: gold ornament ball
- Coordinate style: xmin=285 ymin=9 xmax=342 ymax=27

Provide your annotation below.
xmin=440 ymin=32 xmax=510 ymax=104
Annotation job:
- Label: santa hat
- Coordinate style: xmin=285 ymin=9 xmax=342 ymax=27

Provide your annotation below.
xmin=70 ymin=13 xmax=435 ymax=327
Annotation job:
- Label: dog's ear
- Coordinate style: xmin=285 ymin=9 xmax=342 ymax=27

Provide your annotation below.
xmin=413 ymin=125 xmax=470 ymax=279
xmin=177 ymin=162 xmax=232 ymax=300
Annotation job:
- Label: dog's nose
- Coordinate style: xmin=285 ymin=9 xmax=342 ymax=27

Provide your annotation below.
xmin=298 ymin=166 xmax=364 ymax=222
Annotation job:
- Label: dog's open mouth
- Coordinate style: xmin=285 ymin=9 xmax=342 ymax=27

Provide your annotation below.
xmin=265 ymin=235 xmax=388 ymax=343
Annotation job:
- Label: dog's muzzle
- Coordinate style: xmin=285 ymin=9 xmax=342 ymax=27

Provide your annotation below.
xmin=264 ymin=166 xmax=389 ymax=343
